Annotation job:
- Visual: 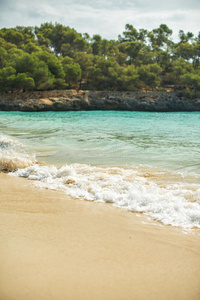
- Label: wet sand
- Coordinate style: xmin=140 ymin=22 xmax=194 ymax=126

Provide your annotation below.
xmin=0 ymin=173 xmax=200 ymax=300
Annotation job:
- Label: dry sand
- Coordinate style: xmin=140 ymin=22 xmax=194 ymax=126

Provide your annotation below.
xmin=0 ymin=173 xmax=200 ymax=300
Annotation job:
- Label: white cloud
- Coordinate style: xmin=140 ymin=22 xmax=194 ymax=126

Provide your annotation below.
xmin=0 ymin=0 xmax=199 ymax=41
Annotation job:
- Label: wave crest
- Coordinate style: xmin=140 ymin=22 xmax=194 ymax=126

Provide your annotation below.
xmin=0 ymin=135 xmax=35 ymax=172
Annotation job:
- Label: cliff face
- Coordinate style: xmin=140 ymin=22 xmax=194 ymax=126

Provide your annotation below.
xmin=0 ymin=90 xmax=200 ymax=112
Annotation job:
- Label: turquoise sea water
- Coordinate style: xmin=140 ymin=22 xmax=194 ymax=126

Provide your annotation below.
xmin=0 ymin=111 xmax=200 ymax=173
xmin=1 ymin=111 xmax=200 ymax=231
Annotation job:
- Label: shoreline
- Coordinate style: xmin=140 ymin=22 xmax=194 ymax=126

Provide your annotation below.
xmin=1 ymin=173 xmax=200 ymax=300
xmin=0 ymin=89 xmax=200 ymax=112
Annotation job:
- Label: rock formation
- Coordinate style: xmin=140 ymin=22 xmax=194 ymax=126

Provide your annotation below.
xmin=0 ymin=90 xmax=200 ymax=112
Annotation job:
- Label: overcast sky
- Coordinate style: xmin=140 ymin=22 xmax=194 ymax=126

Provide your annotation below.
xmin=0 ymin=0 xmax=199 ymax=41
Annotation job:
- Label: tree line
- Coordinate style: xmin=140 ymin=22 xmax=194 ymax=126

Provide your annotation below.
xmin=0 ymin=23 xmax=200 ymax=94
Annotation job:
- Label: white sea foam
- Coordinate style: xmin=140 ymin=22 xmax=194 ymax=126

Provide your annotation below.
xmin=10 ymin=162 xmax=200 ymax=231
xmin=1 ymin=135 xmax=199 ymax=231
xmin=0 ymin=135 xmax=35 ymax=172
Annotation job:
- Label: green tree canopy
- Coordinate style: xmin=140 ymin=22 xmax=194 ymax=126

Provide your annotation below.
xmin=0 ymin=23 xmax=199 ymax=93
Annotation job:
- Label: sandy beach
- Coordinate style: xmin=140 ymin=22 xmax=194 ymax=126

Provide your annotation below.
xmin=0 ymin=172 xmax=200 ymax=300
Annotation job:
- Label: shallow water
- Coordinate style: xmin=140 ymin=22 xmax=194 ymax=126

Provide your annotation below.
xmin=0 ymin=111 xmax=200 ymax=230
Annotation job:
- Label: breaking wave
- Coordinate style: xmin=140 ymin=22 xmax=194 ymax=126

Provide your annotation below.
xmin=1 ymin=134 xmax=200 ymax=231
xmin=0 ymin=135 xmax=35 ymax=172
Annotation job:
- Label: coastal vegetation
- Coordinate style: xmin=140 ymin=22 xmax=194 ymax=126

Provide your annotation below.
xmin=0 ymin=23 xmax=200 ymax=94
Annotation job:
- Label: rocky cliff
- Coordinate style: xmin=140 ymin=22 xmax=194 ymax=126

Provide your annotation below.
xmin=0 ymin=90 xmax=200 ymax=112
